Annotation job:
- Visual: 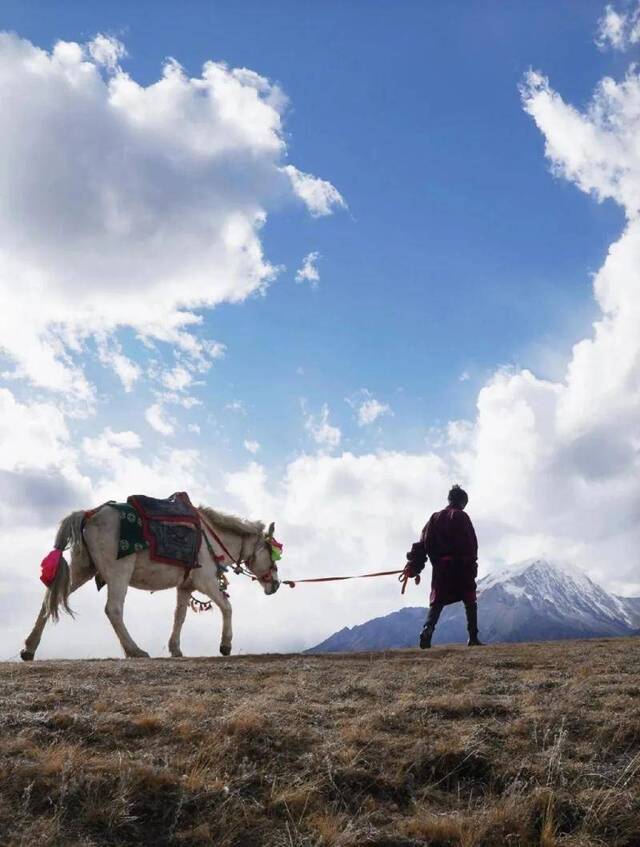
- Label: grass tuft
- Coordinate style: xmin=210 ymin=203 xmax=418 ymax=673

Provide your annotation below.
xmin=1 ymin=638 xmax=639 ymax=845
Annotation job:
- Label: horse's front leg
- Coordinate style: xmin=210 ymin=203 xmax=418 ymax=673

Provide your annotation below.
xmin=192 ymin=571 xmax=233 ymax=656
xmin=217 ymin=592 xmax=233 ymax=656
xmin=205 ymin=587 xmax=233 ymax=656
xmin=168 ymin=586 xmax=191 ymax=657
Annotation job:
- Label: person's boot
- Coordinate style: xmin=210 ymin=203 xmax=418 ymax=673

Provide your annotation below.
xmin=419 ymin=604 xmax=442 ymax=649
xmin=465 ymin=601 xmax=483 ymax=646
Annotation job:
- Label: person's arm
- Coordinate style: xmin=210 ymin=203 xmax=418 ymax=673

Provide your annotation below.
xmin=405 ymin=522 xmax=429 ymax=576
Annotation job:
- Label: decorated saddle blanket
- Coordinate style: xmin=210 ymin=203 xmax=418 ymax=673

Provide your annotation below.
xmin=109 ymin=491 xmax=202 ymax=570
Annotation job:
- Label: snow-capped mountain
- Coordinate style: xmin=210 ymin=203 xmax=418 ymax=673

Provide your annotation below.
xmin=471 ymin=558 xmax=637 ymax=642
xmin=308 ymin=558 xmax=640 ymax=652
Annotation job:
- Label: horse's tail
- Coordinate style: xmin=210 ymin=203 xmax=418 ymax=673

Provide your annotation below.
xmin=46 ymin=511 xmax=86 ymax=622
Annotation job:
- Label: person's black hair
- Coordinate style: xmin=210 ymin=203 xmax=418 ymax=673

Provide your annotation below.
xmin=448 ymin=484 xmax=468 ymax=508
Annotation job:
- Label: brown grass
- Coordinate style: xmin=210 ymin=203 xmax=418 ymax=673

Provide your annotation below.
xmin=1 ymin=638 xmax=639 ymax=846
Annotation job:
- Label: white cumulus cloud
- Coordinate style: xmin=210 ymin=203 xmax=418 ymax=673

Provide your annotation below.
xmin=596 ymin=3 xmax=640 ymax=50
xmin=283 ymin=165 xmax=346 ymax=217
xmin=82 ymin=427 xmax=141 ymax=468
xmin=295 ymin=251 xmax=321 ymax=285
xmin=347 ymin=389 xmax=392 ymax=427
xmin=0 ymin=32 xmax=343 ymax=400
xmin=0 ymin=389 xmax=72 ymax=473
xmin=145 ymin=403 xmax=175 ymax=436
xmin=162 ymin=365 xmax=194 ymax=392
xmin=87 ymin=33 xmax=127 ymax=69
xmin=521 ymin=67 xmax=640 ymax=217
xmin=358 ymin=398 xmax=391 ymax=427
xmin=0 ymin=388 xmax=90 ymax=527
xmin=96 ymin=336 xmax=141 ymax=392
xmin=304 ymin=404 xmax=341 ymax=450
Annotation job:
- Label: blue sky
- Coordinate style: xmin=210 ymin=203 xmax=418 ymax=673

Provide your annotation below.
xmin=1 ymin=1 xmax=639 ymax=657
xmin=1 ymin=0 xmax=624 ymax=465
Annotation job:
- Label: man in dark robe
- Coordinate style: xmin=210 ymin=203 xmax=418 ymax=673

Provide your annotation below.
xmin=404 ymin=484 xmax=482 ymax=648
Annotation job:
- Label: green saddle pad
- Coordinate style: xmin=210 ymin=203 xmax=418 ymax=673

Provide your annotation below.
xmin=110 ymin=502 xmax=149 ymax=559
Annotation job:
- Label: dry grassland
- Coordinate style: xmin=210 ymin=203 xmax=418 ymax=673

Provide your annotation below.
xmin=1 ymin=638 xmax=639 ymax=847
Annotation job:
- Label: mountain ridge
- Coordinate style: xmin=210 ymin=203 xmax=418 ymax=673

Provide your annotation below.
xmin=308 ymin=558 xmax=640 ymax=653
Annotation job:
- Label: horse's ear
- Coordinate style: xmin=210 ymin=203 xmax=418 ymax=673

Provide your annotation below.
xmin=267 ymin=521 xmax=275 ymax=539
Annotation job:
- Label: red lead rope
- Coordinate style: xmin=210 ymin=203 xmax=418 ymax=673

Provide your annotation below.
xmin=281 ymin=569 xmax=420 ymax=594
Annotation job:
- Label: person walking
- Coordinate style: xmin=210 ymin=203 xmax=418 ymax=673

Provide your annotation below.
xmin=404 ymin=485 xmax=482 ymax=648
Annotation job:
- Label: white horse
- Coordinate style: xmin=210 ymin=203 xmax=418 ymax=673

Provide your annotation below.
xmin=21 ymin=504 xmax=280 ymax=661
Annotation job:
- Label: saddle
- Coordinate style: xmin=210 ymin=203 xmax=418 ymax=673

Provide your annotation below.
xmin=127 ymin=492 xmax=202 ymax=569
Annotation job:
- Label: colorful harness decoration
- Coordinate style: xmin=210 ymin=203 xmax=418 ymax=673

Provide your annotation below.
xmin=268 ymin=537 xmax=283 ymax=562
xmin=188 ymin=527 xmax=284 ymax=613
xmin=111 ymin=503 xmax=149 ymax=559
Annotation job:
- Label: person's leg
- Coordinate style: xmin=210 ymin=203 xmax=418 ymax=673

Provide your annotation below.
xmin=419 ymin=603 xmax=443 ymax=649
xmin=464 ymin=600 xmax=483 ymax=646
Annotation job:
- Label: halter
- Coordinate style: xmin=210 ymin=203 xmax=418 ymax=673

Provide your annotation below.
xmin=243 ymin=543 xmax=279 ymax=585
xmin=198 ymin=512 xmax=279 ymax=586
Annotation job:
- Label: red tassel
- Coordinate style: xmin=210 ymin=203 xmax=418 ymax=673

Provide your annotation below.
xmin=40 ymin=550 xmax=63 ymax=587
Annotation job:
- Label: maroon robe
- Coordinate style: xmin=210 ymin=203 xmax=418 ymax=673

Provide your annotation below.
xmin=408 ymin=506 xmax=478 ymax=607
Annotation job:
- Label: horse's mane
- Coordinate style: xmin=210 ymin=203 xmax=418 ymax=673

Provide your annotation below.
xmin=198 ymin=505 xmax=264 ymax=537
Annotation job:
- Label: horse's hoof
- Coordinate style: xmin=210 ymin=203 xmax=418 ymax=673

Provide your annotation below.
xmin=170 ymin=651 xmax=183 ymax=658
xmin=20 ymin=649 xmax=34 ymax=662
xmin=127 ymin=649 xmax=150 ymax=659
xmin=219 ymin=643 xmax=231 ymax=656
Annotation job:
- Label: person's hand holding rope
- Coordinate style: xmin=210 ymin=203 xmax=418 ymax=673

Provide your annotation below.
xmin=400 ymin=563 xmax=421 ymax=595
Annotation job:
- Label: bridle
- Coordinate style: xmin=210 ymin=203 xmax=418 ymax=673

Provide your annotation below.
xmin=242 ymin=539 xmax=280 ymax=586
xmin=198 ymin=512 xmax=279 ymax=587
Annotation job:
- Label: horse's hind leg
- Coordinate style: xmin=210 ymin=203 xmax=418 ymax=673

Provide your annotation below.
xmin=168 ymin=586 xmax=191 ymax=657
xmin=21 ymin=569 xmax=93 ymax=661
xmin=22 ymin=600 xmax=49 ymax=661
xmin=104 ymin=565 xmax=149 ymax=658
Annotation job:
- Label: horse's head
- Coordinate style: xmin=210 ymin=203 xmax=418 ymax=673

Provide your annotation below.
xmin=247 ymin=521 xmax=282 ymax=595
